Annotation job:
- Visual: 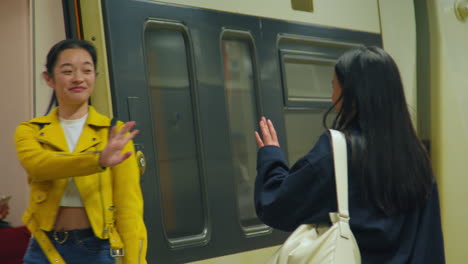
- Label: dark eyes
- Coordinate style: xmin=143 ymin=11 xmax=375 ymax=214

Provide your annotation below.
xmin=60 ymin=69 xmax=94 ymax=74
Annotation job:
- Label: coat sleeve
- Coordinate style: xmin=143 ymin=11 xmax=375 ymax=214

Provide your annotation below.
xmin=14 ymin=122 xmax=104 ymax=182
xmin=254 ymin=133 xmax=337 ymax=231
xmin=111 ymin=122 xmax=148 ymax=264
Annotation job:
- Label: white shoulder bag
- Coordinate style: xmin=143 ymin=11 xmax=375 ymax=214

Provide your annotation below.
xmin=266 ymin=129 xmax=361 ymax=264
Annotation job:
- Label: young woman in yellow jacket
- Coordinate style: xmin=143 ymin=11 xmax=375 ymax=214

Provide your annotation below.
xmin=15 ymin=39 xmax=147 ymax=264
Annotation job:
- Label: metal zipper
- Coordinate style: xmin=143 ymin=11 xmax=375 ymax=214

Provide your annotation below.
xmin=98 ymin=172 xmax=108 ymax=236
xmin=36 ymin=138 xmax=66 ymax=152
xmin=138 ymin=239 xmax=143 ymax=264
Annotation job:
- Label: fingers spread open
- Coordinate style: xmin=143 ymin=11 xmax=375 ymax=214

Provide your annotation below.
xmin=267 ymin=119 xmax=278 ymax=144
xmin=128 ymin=129 xmax=140 ymax=141
xmin=255 ymin=131 xmax=264 ymax=148
xmin=118 ymin=121 xmax=136 ymax=137
xmin=259 ymin=117 xmax=271 ymax=143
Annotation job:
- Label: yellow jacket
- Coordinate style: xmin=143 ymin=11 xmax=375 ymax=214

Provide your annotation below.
xmin=15 ymin=106 xmax=147 ymax=264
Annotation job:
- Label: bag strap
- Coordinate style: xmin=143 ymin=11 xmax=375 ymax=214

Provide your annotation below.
xmin=329 ymin=129 xmax=349 ymax=218
xmin=24 ymin=213 xmax=66 ymax=263
xmin=329 ymin=129 xmax=353 ymax=239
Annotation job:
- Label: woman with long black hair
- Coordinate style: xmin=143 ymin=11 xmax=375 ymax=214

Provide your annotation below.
xmin=254 ymin=46 xmax=445 ymax=263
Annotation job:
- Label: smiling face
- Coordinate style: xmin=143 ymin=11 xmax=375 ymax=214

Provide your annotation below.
xmin=44 ymin=48 xmax=96 ymax=108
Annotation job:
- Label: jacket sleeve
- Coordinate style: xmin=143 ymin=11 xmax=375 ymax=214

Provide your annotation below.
xmin=254 ymin=133 xmax=337 ymax=232
xmin=112 ymin=123 xmax=147 ymax=264
xmin=14 ymin=122 xmax=104 ymax=181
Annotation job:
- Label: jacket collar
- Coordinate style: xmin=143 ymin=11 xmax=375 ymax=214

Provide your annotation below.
xmin=31 ymin=106 xmax=110 ymax=128
xmin=31 ymin=106 xmax=111 ymax=152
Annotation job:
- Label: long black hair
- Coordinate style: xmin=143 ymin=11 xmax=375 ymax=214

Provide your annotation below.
xmin=44 ymin=39 xmax=97 ymax=114
xmin=323 ymin=46 xmax=434 ymax=215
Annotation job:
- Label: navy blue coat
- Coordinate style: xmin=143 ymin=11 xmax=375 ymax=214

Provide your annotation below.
xmin=255 ymin=132 xmax=445 ymax=263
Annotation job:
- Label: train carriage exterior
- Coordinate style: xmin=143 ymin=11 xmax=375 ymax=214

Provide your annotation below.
xmin=1 ymin=0 xmax=467 ymax=263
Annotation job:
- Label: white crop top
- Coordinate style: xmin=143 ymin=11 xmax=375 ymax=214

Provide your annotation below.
xmin=59 ymin=114 xmax=88 ymax=207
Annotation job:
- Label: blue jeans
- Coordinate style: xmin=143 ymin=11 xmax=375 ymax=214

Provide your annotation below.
xmin=23 ymin=228 xmax=115 ymax=264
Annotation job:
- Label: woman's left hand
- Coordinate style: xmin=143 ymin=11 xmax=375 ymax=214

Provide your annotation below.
xmin=255 ymin=116 xmax=280 ymax=148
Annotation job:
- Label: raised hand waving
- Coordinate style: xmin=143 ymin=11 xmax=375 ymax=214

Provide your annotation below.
xmin=99 ymin=121 xmax=139 ymax=168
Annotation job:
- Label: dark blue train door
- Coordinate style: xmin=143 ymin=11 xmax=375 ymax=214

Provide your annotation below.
xmin=101 ymin=0 xmax=283 ymax=263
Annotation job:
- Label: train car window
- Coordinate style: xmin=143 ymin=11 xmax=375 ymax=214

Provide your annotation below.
xmin=280 ymin=52 xmax=336 ymax=163
xmin=278 ymin=37 xmax=352 ymax=164
xmin=221 ymin=33 xmax=270 ymax=235
xmin=283 ymin=55 xmax=335 ymax=102
xmin=144 ymin=22 xmax=207 ymax=247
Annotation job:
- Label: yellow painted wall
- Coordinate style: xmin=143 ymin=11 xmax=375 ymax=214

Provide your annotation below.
xmin=149 ymin=0 xmax=380 ymax=33
xmin=427 ymin=0 xmax=468 ymax=262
